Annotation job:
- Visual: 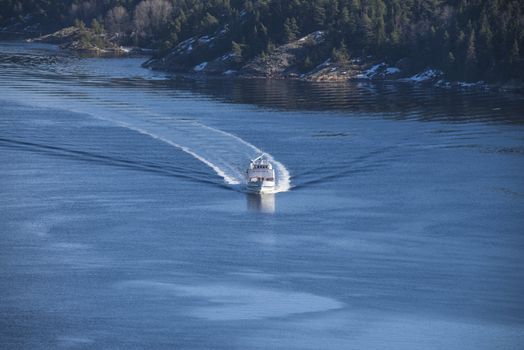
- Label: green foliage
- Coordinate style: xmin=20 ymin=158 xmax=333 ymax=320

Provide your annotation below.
xmin=284 ymin=17 xmax=299 ymax=42
xmin=231 ymin=40 xmax=243 ymax=62
xmin=303 ymin=55 xmax=313 ymax=71
xmin=74 ymin=19 xmax=85 ymax=31
xmin=90 ymin=18 xmax=104 ymax=35
xmin=331 ymin=42 xmax=348 ymax=64
xmin=1 ymin=0 xmax=523 ymax=81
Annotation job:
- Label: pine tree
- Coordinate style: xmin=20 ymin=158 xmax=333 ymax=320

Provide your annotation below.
xmin=303 ymin=55 xmax=313 ymax=71
xmin=284 ymin=17 xmax=299 ymax=42
xmin=466 ymin=29 xmax=477 ymax=65
xmin=74 ymin=19 xmax=86 ymax=31
xmin=91 ymin=19 xmax=104 ymax=35
xmin=312 ymin=1 xmax=326 ymax=29
xmin=446 ymin=51 xmax=456 ymax=74
xmin=465 ymin=29 xmax=478 ymax=79
xmin=359 ymin=13 xmax=373 ymax=51
xmin=509 ymin=39 xmax=519 ymax=65
xmin=331 ymin=41 xmax=349 ymax=63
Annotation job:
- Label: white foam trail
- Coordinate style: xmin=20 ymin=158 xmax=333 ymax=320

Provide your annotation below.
xmin=198 ymin=123 xmax=291 ymax=192
xmin=0 ymin=76 xmax=291 ymax=192
xmin=110 ymin=120 xmax=240 ymax=185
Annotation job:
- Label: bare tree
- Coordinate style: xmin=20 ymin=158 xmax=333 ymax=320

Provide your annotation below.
xmin=105 ymin=6 xmax=130 ymax=35
xmin=133 ymin=0 xmax=173 ymax=40
xmin=69 ymin=0 xmax=98 ymax=23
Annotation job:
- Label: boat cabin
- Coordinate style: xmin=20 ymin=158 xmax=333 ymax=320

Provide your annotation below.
xmin=247 ymin=155 xmax=275 ymax=182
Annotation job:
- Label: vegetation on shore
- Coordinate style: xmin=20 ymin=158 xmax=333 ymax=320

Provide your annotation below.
xmin=1 ymin=0 xmax=523 ymax=82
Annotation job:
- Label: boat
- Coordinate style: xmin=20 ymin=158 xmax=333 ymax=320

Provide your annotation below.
xmin=246 ymin=154 xmax=276 ymax=194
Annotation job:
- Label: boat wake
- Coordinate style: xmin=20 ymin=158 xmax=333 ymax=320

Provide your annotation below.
xmin=101 ymin=115 xmax=291 ymax=192
xmin=0 ymin=70 xmax=291 ymax=193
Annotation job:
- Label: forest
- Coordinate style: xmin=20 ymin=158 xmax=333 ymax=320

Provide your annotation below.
xmin=1 ymin=0 xmax=523 ymax=81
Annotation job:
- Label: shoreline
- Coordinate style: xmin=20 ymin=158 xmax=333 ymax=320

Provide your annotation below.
xmin=1 ymin=35 xmax=522 ymax=94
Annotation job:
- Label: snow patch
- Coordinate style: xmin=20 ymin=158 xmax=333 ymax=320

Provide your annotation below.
xmin=409 ymin=69 xmax=443 ymax=82
xmin=357 ymin=63 xmax=386 ymax=79
xmin=175 ymin=37 xmax=196 ymax=53
xmin=193 ymin=62 xmax=208 ymax=72
xmin=220 ymin=52 xmax=234 ymax=61
xmin=356 ymin=63 xmax=401 ymax=80
xmin=223 ymin=70 xmax=237 ymax=75
xmin=457 ymin=81 xmax=487 ymax=88
xmin=366 ymin=63 xmax=385 ymax=75
xmin=435 ymin=79 xmax=451 ymax=88
xmin=179 ymin=37 xmax=195 ymax=47
xmin=385 ymin=67 xmax=400 ymax=74
xmin=316 ymin=58 xmax=331 ymax=69
xmin=299 ymin=31 xmax=325 ymax=43
xmin=313 ymin=31 xmax=325 ymax=40
xmin=198 ymin=35 xmax=214 ymax=44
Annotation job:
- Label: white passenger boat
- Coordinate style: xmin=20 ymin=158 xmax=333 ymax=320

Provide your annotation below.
xmin=246 ymin=154 xmax=276 ymax=194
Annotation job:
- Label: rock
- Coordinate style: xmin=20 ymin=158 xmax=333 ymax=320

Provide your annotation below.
xmin=306 ymin=59 xmax=358 ymax=82
xmin=145 ymin=29 xmax=373 ymax=81
xmin=30 ymin=26 xmax=129 ymax=57
xmin=144 ymin=26 xmax=232 ymax=72
xmin=31 ymin=26 xmax=80 ymax=44
xmin=201 ymin=52 xmax=239 ymax=74
xmin=407 ymin=68 xmax=443 ymax=83
xmin=352 ymin=62 xmax=403 ymax=80
xmin=240 ymin=31 xmax=327 ymax=78
xmin=395 ymin=57 xmax=412 ymax=73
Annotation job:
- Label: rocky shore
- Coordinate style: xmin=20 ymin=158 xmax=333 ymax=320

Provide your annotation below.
xmin=27 ymin=26 xmax=142 ymax=57
xmin=142 ymin=31 xmax=366 ymax=82
xmin=5 ymin=23 xmax=522 ymax=92
xmin=141 ymin=30 xmax=523 ymax=92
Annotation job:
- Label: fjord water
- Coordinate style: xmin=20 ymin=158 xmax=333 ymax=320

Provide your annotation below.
xmin=1 ymin=41 xmax=523 ymax=349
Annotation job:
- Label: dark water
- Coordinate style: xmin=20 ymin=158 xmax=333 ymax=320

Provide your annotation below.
xmin=1 ymin=41 xmax=524 ymax=349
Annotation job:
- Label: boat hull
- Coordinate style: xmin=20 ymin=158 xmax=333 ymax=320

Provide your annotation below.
xmin=246 ymin=180 xmax=276 ymax=194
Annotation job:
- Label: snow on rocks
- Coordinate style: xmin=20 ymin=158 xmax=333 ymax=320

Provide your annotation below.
xmin=198 ymin=35 xmax=214 ymax=44
xmin=316 ymin=58 xmax=332 ymax=69
xmin=193 ymin=62 xmax=208 ymax=71
xmin=298 ymin=31 xmax=325 ymax=43
xmin=220 ymin=52 xmax=234 ymax=61
xmin=356 ymin=63 xmax=401 ymax=80
xmin=407 ymin=69 xmax=443 ymax=82
xmin=356 ymin=63 xmax=385 ymax=79
xmin=385 ymin=67 xmax=400 ymax=75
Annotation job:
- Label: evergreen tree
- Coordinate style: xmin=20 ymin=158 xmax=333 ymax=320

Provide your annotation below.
xmin=231 ymin=40 xmax=243 ymax=62
xmin=466 ymin=29 xmax=477 ymax=65
xmin=331 ymin=41 xmax=349 ymax=63
xmin=312 ymin=1 xmax=326 ymax=29
xmin=284 ymin=17 xmax=299 ymax=42
xmin=2 ymin=0 xmax=523 ymax=81
xmin=91 ymin=18 xmax=104 ymax=35
xmin=509 ymin=39 xmax=519 ymax=65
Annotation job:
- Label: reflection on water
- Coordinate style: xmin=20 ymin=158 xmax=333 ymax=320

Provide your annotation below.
xmin=246 ymin=193 xmax=275 ymax=214
xmin=161 ymin=76 xmax=524 ymax=124
xmin=1 ymin=41 xmax=523 ymax=125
